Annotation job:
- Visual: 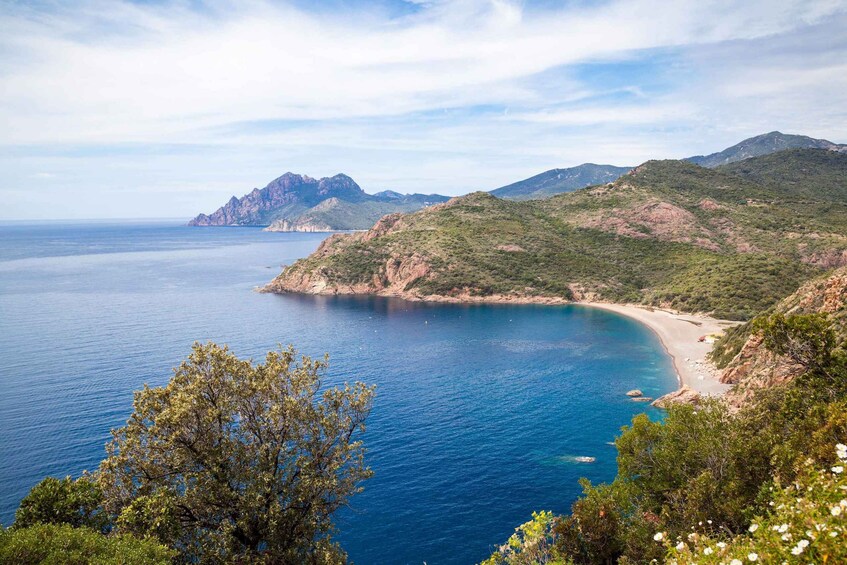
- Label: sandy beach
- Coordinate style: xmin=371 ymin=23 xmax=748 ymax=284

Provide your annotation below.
xmin=575 ymin=302 xmax=739 ymax=397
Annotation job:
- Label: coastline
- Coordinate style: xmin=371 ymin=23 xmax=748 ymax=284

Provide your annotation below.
xmin=264 ymin=281 xmax=737 ymax=398
xmin=574 ymin=302 xmax=737 ymax=397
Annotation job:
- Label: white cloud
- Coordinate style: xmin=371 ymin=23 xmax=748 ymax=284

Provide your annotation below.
xmin=1 ymin=0 xmax=847 ymax=218
xmin=2 ymin=0 xmax=844 ymax=145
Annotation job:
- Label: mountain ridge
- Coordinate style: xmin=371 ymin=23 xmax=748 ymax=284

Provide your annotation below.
xmin=687 ymin=131 xmax=847 ymax=168
xmin=489 ymin=131 xmax=847 ymax=201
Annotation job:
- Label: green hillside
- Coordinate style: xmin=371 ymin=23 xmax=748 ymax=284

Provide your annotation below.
xmin=267 ymin=149 xmax=847 ymax=321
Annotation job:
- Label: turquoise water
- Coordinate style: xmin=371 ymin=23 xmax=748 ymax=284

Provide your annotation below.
xmin=0 ymin=221 xmax=676 ymax=564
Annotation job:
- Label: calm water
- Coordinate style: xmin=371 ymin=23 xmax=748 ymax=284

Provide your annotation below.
xmin=0 ymin=221 xmax=676 ymax=564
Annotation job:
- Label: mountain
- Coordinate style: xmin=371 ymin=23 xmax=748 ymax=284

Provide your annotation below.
xmin=264 ymin=149 xmax=847 ymax=321
xmin=687 ymin=131 xmax=847 ymax=168
xmin=487 ymin=132 xmax=847 ymax=202
xmin=489 ymin=163 xmax=633 ymax=200
xmin=188 ymin=173 xmax=449 ymax=231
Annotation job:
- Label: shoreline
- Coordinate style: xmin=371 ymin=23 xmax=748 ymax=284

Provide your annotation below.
xmin=265 ymin=284 xmax=737 ymax=398
xmin=574 ymin=302 xmax=737 ymax=397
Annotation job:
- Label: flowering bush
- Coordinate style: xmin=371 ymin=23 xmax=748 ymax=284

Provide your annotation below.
xmin=663 ymin=443 xmax=847 ymax=564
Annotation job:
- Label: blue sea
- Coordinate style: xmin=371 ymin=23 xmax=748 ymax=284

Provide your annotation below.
xmin=0 ymin=221 xmax=676 ymax=564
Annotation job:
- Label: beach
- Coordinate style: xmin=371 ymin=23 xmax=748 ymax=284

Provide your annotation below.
xmin=576 ymin=302 xmax=738 ymax=396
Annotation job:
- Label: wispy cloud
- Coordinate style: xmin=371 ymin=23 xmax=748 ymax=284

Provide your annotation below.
xmin=1 ymin=0 xmax=846 ymax=219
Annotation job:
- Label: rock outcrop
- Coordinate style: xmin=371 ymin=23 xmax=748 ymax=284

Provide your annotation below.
xmin=719 ymin=267 xmax=847 ymax=405
xmin=652 ymin=386 xmax=701 ymax=408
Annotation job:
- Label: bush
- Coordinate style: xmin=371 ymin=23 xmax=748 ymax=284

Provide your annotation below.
xmin=665 ymin=443 xmax=847 ymax=564
xmin=0 ymin=523 xmax=175 ymax=565
xmin=14 ymin=476 xmax=106 ymax=532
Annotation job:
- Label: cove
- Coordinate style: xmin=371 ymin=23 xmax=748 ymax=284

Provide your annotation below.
xmin=0 ymin=221 xmax=677 ymax=564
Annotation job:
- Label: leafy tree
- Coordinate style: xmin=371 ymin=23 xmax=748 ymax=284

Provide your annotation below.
xmin=98 ymin=342 xmax=375 ymax=564
xmin=14 ymin=475 xmax=107 ymax=531
xmin=753 ymin=313 xmax=842 ymax=381
xmin=0 ymin=523 xmax=175 ymax=565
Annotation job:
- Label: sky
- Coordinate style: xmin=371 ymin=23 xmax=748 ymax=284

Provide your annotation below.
xmin=2 ymin=0 xmax=847 ymax=220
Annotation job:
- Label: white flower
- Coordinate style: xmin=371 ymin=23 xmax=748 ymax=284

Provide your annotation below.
xmin=798 ymin=539 xmax=809 ymax=548
xmin=716 ymin=542 xmax=727 ymax=549
xmin=730 ymin=560 xmax=743 ymax=565
xmin=832 ymin=505 xmax=843 ymax=516
xmin=653 ymin=532 xmax=664 ymax=541
xmin=778 ymin=523 xmax=789 ymax=533
xmin=781 ymin=533 xmax=791 ymax=541
xmin=748 ymin=523 xmax=759 ymax=533
xmin=841 ymin=499 xmax=847 ymax=508
xmin=791 ymin=545 xmax=804 ymax=555
xmin=676 ymin=541 xmax=685 ymax=551
xmin=748 ymin=552 xmax=758 ymax=561
xmin=833 ymin=465 xmax=844 ymax=474
xmin=704 ymin=547 xmax=713 ymax=555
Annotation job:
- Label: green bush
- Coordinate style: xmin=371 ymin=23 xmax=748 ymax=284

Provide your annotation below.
xmin=0 ymin=523 xmax=175 ymax=565
xmin=14 ymin=476 xmax=106 ymax=532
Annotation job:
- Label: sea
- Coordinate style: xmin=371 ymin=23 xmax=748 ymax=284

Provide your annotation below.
xmin=0 ymin=220 xmax=677 ymax=564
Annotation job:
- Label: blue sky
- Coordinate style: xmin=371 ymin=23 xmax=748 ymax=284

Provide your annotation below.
xmin=2 ymin=0 xmax=846 ymax=219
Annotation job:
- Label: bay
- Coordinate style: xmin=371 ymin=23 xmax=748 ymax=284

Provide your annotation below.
xmin=0 ymin=220 xmax=676 ymax=564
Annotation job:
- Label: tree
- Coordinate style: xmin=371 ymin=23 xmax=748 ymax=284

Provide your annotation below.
xmin=97 ymin=342 xmax=375 ymax=564
xmin=14 ymin=475 xmax=107 ymax=532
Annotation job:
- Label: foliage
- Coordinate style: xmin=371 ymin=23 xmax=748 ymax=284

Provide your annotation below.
xmin=665 ymin=444 xmax=847 ymax=564
xmin=0 ymin=523 xmax=175 ymax=565
xmin=14 ymin=475 xmax=107 ymax=532
xmin=553 ymin=480 xmax=663 ymax=565
xmin=615 ymin=401 xmax=773 ymax=536
xmin=482 ymin=511 xmax=572 ymax=565
xmin=97 ymin=341 xmax=375 ymax=564
xmin=753 ymin=313 xmax=843 ymax=381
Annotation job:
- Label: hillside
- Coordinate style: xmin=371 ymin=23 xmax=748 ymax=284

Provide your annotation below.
xmin=188 ymin=172 xmax=448 ymax=231
xmin=489 ymin=164 xmax=632 ymax=200
xmin=265 ymin=149 xmax=847 ymax=321
xmin=687 ymin=131 xmax=847 ymax=168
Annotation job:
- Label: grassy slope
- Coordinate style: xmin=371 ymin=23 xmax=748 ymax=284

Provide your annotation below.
xmin=276 ymin=150 xmax=847 ymax=320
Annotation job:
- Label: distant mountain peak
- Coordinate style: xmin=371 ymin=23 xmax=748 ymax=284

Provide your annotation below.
xmin=189 ymin=172 xmax=449 ymax=229
xmin=490 ymin=163 xmax=633 ymax=200
xmin=687 ymin=132 xmax=847 ymax=168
